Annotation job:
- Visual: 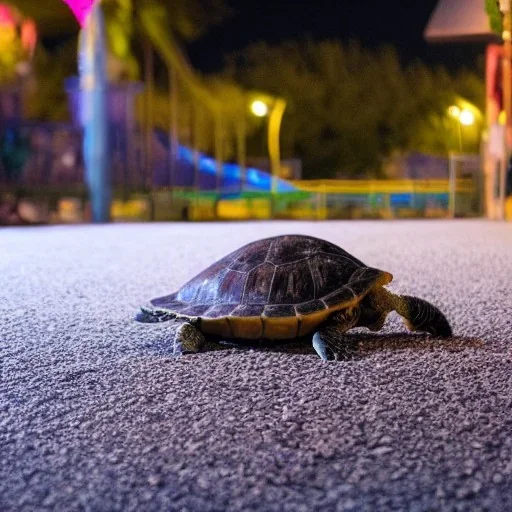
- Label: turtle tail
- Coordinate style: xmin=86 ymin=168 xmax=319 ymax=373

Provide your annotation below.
xmin=135 ymin=307 xmax=177 ymax=323
xmin=392 ymin=294 xmax=452 ymax=337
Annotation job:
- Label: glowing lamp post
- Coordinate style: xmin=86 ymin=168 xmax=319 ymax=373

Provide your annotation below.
xmin=63 ymin=0 xmax=110 ymax=223
xmin=448 ymin=104 xmax=476 ymax=152
xmin=447 ymin=102 xmax=479 ymax=218
xmin=249 ymin=96 xmax=286 ymax=216
xmin=250 ymin=100 xmax=269 ymax=117
xmin=459 ymin=110 xmax=475 ymax=126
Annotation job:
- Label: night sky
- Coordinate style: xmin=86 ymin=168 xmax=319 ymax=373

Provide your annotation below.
xmin=188 ymin=0 xmax=486 ymax=74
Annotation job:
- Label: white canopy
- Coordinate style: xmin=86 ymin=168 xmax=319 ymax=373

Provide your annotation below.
xmin=424 ymin=0 xmax=500 ymax=42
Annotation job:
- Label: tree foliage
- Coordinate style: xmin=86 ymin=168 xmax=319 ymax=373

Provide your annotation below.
xmin=223 ymin=40 xmax=484 ymax=179
xmin=8 ymin=0 xmax=76 ymax=36
xmin=9 ymin=0 xmax=233 ymax=119
xmin=10 ymin=0 xmax=230 ymax=81
xmin=25 ymin=39 xmax=77 ymax=120
xmin=101 ymin=0 xmax=231 ymax=79
xmin=485 ymin=0 xmax=503 ymax=35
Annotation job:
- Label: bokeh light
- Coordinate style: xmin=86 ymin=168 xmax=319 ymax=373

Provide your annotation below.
xmin=448 ymin=105 xmax=461 ymax=118
xmin=459 ymin=109 xmax=475 ymax=126
xmin=251 ymin=100 xmax=269 ymax=117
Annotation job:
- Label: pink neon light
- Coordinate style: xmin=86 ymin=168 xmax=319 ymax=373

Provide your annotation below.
xmin=21 ymin=19 xmax=37 ymax=56
xmin=62 ymin=0 xmax=95 ymax=27
xmin=0 ymin=4 xmax=16 ymax=26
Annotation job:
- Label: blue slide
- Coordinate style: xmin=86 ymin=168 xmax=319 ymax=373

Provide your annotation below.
xmin=153 ymin=131 xmax=297 ymax=195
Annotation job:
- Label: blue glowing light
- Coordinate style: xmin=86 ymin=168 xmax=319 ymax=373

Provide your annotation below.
xmin=176 ymin=144 xmax=296 ymax=194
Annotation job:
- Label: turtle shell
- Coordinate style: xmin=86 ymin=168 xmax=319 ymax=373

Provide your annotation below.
xmin=145 ymin=235 xmax=392 ymax=340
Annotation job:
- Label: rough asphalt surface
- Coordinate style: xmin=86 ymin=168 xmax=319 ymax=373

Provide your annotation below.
xmin=1 ymin=220 xmax=512 ymax=512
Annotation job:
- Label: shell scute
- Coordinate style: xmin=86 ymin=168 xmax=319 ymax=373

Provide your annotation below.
xmin=346 ymin=268 xmax=392 ymax=297
xmin=267 ymin=235 xmax=319 ymax=264
xmin=264 ymin=304 xmax=296 ymax=317
xmin=295 ymin=300 xmax=326 ymax=315
xmin=203 ymin=304 xmax=237 ymax=318
xmin=232 ymin=304 xmax=266 ymax=317
xmin=266 ymin=235 xmax=364 ymax=266
xmin=308 ymin=254 xmax=359 ymax=299
xmin=217 ymin=269 xmax=247 ymax=304
xmin=269 ymin=260 xmax=314 ymax=304
xmin=242 ymin=262 xmax=275 ymax=304
xmin=323 ymin=288 xmax=357 ymax=308
xmin=229 ymin=239 xmax=272 ymax=272
xmin=176 ymin=260 xmax=228 ymax=303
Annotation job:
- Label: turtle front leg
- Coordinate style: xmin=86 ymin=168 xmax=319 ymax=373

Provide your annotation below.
xmin=312 ymin=327 xmax=360 ymax=361
xmin=312 ymin=308 xmax=360 ymax=361
xmin=170 ymin=322 xmax=205 ymax=356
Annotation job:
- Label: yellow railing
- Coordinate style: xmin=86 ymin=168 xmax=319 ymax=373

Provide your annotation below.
xmin=106 ymin=179 xmax=479 ymax=221
xmin=290 ymin=179 xmax=475 ymax=194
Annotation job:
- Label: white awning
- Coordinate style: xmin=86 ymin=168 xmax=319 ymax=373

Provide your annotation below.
xmin=424 ymin=0 xmax=500 ymax=43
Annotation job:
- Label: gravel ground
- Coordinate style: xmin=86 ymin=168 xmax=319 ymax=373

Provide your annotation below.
xmin=1 ymin=219 xmax=512 ymax=512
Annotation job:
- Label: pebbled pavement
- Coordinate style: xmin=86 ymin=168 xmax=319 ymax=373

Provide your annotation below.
xmin=1 ymin=220 xmax=512 ymax=511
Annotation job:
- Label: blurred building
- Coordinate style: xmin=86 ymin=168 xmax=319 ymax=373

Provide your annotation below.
xmin=425 ymin=0 xmax=510 ymax=220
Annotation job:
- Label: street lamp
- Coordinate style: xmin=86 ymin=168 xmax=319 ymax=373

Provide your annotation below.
xmin=447 ymin=102 xmax=480 ymax=218
xmin=250 ymin=100 xmax=268 ymax=117
xmin=459 ymin=110 xmax=475 ymax=126
xmin=249 ymin=95 xmax=286 ymax=206
xmin=448 ymin=104 xmax=464 ymax=152
xmin=448 ymin=103 xmax=478 ymax=152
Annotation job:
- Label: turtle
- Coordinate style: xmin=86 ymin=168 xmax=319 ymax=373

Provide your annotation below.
xmin=135 ymin=234 xmax=452 ymax=361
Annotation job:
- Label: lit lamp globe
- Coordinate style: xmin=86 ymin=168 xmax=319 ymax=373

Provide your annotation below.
xmin=251 ymin=100 xmax=268 ymax=117
xmin=459 ymin=110 xmax=475 ymax=126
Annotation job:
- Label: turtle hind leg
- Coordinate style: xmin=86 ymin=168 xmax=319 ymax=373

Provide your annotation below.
xmin=171 ymin=322 xmax=205 ymax=356
xmin=135 ymin=307 xmax=177 ymax=323
xmin=394 ymin=294 xmax=452 ymax=337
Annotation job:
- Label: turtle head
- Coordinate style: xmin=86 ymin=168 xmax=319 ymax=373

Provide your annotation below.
xmin=359 ymin=288 xmax=453 ymax=337
xmin=398 ymin=295 xmax=452 ymax=337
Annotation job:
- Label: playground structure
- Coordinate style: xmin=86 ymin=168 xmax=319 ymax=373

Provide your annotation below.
xmin=425 ymin=0 xmax=512 ymax=221
xmin=0 ymin=1 xmax=488 ymax=223
xmin=61 ymin=0 xmax=292 ymax=220
xmin=0 ymin=122 xmax=482 ymax=222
